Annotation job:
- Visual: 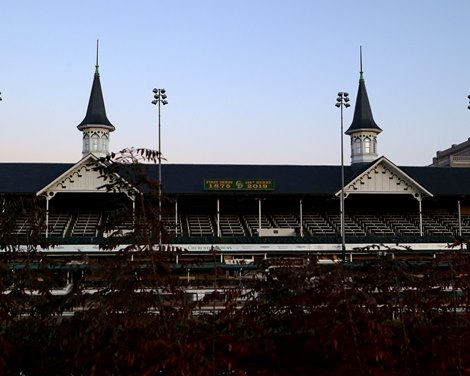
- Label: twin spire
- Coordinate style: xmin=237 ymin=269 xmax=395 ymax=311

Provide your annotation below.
xmin=77 ymin=40 xmax=114 ymax=131
xmin=75 ymin=43 xmax=380 ymax=163
xmin=346 ymin=47 xmax=381 ymax=135
xmin=77 ymin=41 xmax=115 ymax=158
xmin=346 ymin=47 xmax=382 ymax=165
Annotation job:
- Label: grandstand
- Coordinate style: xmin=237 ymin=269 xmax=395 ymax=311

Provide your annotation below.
xmin=2 ymin=57 xmax=470 ymax=273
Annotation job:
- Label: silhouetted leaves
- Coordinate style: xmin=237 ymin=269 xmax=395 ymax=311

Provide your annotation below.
xmin=3 ymin=150 xmax=470 ymax=374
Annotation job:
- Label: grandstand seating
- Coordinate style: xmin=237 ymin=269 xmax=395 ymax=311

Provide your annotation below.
xmin=352 ymin=212 xmax=395 ymax=236
xmin=407 ymin=213 xmax=453 ymax=236
xmin=9 ymin=207 xmax=470 ymax=243
xmin=47 ymin=212 xmax=71 ymax=236
xmin=270 ymin=212 xmax=300 ymax=229
xmin=326 ymin=212 xmax=366 ymax=236
xmin=461 ymin=215 xmax=470 ymax=235
xmin=71 ymin=212 xmax=101 ymax=237
xmin=186 ymin=214 xmax=214 ymax=236
xmin=381 ymin=213 xmax=420 ymax=236
xmin=13 ymin=215 xmax=33 ymax=235
xmin=161 ymin=213 xmax=181 ymax=237
xmin=243 ymin=213 xmax=272 ymax=236
xmin=303 ymin=212 xmax=336 ymax=236
xmin=219 ymin=214 xmax=246 ymax=236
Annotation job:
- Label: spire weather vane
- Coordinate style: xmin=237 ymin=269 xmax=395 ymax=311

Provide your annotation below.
xmin=95 ymin=39 xmax=99 ymax=74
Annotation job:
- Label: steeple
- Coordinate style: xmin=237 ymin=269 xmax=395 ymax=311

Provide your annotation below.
xmin=77 ymin=41 xmax=115 ymax=158
xmin=346 ymin=47 xmax=382 ymax=165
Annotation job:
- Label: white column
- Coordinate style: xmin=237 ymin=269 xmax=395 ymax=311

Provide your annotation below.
xmin=299 ymin=198 xmax=303 ymax=237
xmin=418 ymin=196 xmax=423 ymax=237
xmin=132 ymin=197 xmax=136 ymax=228
xmin=45 ymin=196 xmax=50 ymax=238
xmin=458 ymin=200 xmax=462 ymax=237
xmin=216 ymin=198 xmax=220 ymax=237
xmin=258 ymin=199 xmax=262 ymax=235
xmin=175 ymin=199 xmax=178 ymax=236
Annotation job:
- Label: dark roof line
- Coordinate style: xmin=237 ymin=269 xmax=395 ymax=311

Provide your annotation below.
xmin=3 ymin=162 xmax=470 ymax=197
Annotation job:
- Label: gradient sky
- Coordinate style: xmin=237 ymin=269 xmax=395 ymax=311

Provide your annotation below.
xmin=0 ymin=1 xmax=469 ymax=166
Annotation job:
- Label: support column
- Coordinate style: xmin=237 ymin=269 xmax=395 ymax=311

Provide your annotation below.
xmin=216 ymin=198 xmax=220 ymax=237
xmin=299 ymin=198 xmax=303 ymax=237
xmin=45 ymin=196 xmax=50 ymax=238
xmin=132 ymin=196 xmax=136 ymax=229
xmin=175 ymin=199 xmax=178 ymax=236
xmin=418 ymin=195 xmax=423 ymax=237
xmin=258 ymin=198 xmax=262 ymax=235
xmin=458 ymin=199 xmax=462 ymax=237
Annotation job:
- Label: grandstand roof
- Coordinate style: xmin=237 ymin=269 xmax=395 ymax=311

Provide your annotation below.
xmin=0 ymin=163 xmax=73 ymax=193
xmin=1 ymin=161 xmax=470 ymax=197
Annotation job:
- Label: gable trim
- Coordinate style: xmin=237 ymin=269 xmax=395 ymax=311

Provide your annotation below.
xmin=336 ymin=157 xmax=433 ymax=198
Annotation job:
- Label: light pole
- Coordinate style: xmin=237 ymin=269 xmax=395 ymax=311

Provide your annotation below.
xmin=152 ymin=88 xmax=168 ymax=250
xmin=467 ymin=94 xmax=470 ymax=110
xmin=0 ymin=91 xmax=2 ymax=101
xmin=335 ymin=92 xmax=350 ymax=261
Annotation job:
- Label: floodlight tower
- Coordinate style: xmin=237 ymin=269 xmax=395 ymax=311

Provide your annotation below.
xmin=336 ymin=92 xmax=350 ymax=261
xmin=152 ymin=88 xmax=168 ymax=249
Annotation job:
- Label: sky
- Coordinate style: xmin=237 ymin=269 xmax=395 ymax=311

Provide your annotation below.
xmin=0 ymin=1 xmax=469 ymax=167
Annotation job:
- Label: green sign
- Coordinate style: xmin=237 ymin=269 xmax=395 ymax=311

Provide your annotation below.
xmin=204 ymin=179 xmax=275 ymax=191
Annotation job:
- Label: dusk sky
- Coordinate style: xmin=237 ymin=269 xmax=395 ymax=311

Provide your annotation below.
xmin=0 ymin=1 xmax=469 ymax=166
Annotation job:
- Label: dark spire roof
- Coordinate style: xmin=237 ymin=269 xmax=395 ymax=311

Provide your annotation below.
xmin=345 ymin=48 xmax=381 ymax=135
xmin=77 ymin=43 xmax=115 ymax=131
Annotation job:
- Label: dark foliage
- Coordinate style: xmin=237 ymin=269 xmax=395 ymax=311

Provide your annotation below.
xmin=2 ymin=149 xmax=470 ymax=375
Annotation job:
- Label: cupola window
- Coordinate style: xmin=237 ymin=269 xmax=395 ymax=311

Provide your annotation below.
xmin=91 ymin=135 xmax=99 ymax=151
xmin=353 ymin=138 xmax=362 ymax=154
xmin=364 ymin=137 xmax=371 ymax=154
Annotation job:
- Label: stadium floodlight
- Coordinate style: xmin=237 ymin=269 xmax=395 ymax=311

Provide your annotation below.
xmin=468 ymin=94 xmax=470 ymax=110
xmin=0 ymin=91 xmax=2 ymax=101
xmin=152 ymin=88 xmax=169 ymax=250
xmin=336 ymin=92 xmax=350 ymax=262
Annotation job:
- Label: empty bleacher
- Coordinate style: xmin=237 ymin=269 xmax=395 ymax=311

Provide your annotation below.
xmin=326 ymin=212 xmax=366 ymax=236
xmin=186 ymin=214 xmax=214 ymax=236
xmin=71 ymin=212 xmax=101 ymax=237
xmin=13 ymin=215 xmax=33 ymax=235
xmin=161 ymin=213 xmax=182 ymax=236
xmin=303 ymin=212 xmax=336 ymax=236
xmin=407 ymin=213 xmax=453 ymax=236
xmin=352 ymin=212 xmax=395 ymax=236
xmin=460 ymin=215 xmax=470 ymax=236
xmin=382 ymin=213 xmax=420 ymax=236
xmin=8 ymin=205 xmax=470 ymax=243
xmin=219 ymin=214 xmax=246 ymax=236
xmin=47 ymin=212 xmax=71 ymax=236
xmin=243 ymin=213 xmax=272 ymax=236
xmin=270 ymin=212 xmax=300 ymax=229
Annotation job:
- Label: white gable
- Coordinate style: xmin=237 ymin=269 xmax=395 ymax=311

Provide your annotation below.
xmin=37 ymin=155 xmax=137 ymax=197
xmin=337 ymin=157 xmax=433 ymax=198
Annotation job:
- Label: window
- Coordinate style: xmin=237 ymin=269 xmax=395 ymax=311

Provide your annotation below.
xmin=353 ymin=139 xmax=361 ymax=154
xmin=91 ymin=136 xmax=99 ymax=151
xmin=364 ymin=138 xmax=371 ymax=154
xmin=83 ymin=135 xmax=90 ymax=152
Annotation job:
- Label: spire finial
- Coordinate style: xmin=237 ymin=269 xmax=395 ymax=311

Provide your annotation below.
xmin=359 ymin=45 xmax=364 ymax=81
xmin=95 ymin=39 xmax=99 ymax=74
